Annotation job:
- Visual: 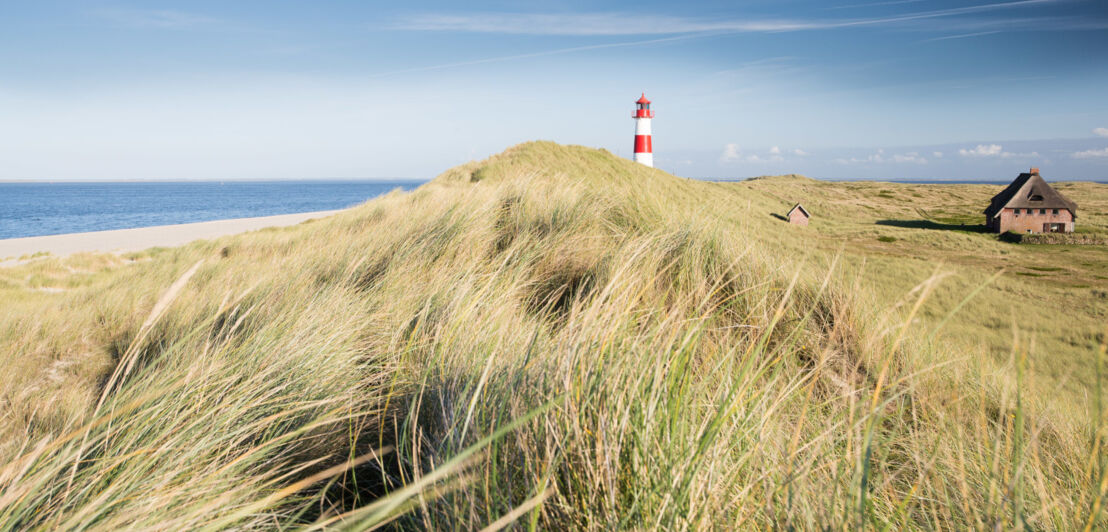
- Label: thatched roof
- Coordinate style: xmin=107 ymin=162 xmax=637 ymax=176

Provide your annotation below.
xmin=787 ymin=203 xmax=810 ymax=218
xmin=983 ymin=171 xmax=1077 ymax=219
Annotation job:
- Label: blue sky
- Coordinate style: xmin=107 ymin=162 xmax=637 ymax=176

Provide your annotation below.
xmin=1 ymin=0 xmax=1106 ymax=181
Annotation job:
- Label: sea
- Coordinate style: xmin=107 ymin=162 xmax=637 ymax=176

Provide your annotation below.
xmin=0 ymin=180 xmax=425 ymax=240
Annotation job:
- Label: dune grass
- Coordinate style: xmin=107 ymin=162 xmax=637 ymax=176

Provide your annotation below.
xmin=0 ymin=141 xmax=1105 ymax=529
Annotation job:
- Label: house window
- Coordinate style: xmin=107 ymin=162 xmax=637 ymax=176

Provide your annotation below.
xmin=1053 ymin=209 xmax=1059 ymax=215
xmin=1029 ymin=195 xmax=1044 ymax=201
xmin=1026 ymin=209 xmax=1033 ymax=214
xmin=1039 ymin=209 xmax=1046 ymax=214
xmin=1013 ymin=210 xmax=1019 ymax=217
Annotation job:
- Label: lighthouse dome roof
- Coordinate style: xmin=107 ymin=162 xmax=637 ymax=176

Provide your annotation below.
xmin=636 ymin=93 xmax=651 ymax=104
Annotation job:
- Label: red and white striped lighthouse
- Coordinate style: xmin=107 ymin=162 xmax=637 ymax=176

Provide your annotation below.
xmin=632 ymin=93 xmax=654 ymax=167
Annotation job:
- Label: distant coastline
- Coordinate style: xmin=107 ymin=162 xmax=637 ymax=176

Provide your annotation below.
xmin=0 ymin=180 xmax=426 ymax=240
xmin=0 ymin=178 xmax=426 ymax=184
xmin=0 ymin=210 xmax=342 ymax=265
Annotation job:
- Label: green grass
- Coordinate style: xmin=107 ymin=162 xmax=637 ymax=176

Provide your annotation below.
xmin=0 ymin=141 xmax=1106 ymax=529
xmin=738 ymin=174 xmax=1108 ymax=405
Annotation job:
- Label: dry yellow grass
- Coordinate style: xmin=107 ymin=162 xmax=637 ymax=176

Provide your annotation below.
xmin=0 ymin=141 xmax=1104 ymax=529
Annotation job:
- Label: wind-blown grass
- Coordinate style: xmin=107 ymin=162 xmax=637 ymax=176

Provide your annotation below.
xmin=0 ymin=141 xmax=1105 ymax=529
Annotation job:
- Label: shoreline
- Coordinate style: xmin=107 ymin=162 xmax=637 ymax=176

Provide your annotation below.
xmin=0 ymin=210 xmax=343 ymax=266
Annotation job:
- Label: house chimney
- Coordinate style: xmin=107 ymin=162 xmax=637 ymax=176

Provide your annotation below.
xmin=1030 ymin=167 xmax=1039 ymax=175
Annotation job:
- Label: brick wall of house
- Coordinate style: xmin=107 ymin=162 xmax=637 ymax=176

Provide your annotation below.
xmin=995 ymin=208 xmax=1074 ymax=233
xmin=789 ymin=210 xmax=809 ymax=226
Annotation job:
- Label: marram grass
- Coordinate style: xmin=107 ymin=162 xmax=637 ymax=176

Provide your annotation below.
xmin=0 ymin=141 xmax=1105 ymax=530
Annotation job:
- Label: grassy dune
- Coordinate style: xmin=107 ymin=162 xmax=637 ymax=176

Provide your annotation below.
xmin=736 ymin=175 xmax=1108 ymax=405
xmin=1 ymin=142 xmax=1105 ymax=529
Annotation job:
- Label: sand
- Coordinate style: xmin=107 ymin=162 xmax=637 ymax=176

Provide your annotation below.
xmin=0 ymin=210 xmax=342 ymax=266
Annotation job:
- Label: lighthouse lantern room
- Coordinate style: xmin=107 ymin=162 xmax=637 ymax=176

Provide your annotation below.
xmin=632 ymin=93 xmax=654 ymax=167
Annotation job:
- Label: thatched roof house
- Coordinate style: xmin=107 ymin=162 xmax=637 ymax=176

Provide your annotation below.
xmin=984 ymin=168 xmax=1076 ymax=234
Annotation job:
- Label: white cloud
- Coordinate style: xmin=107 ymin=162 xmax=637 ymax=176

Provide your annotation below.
xmin=959 ymin=144 xmax=1004 ymax=156
xmin=892 ymin=152 xmax=928 ymax=164
xmin=1094 ymin=127 xmax=1108 ymax=138
xmin=392 ymin=2 xmax=1067 ymax=36
xmin=838 ymin=152 xmax=883 ymax=164
xmin=958 ymin=144 xmax=1039 ymax=158
xmin=793 ymin=148 xmax=808 ymax=156
xmin=829 ymin=0 xmax=928 ymax=9
xmin=1073 ymin=147 xmax=1108 ymax=159
xmin=919 ymin=30 xmax=1002 ymax=42
xmin=722 ymin=144 xmax=788 ymax=163
xmin=745 ymin=153 xmax=785 ymax=163
xmin=381 ymin=3 xmax=1091 ymax=75
xmin=933 ymin=151 xmax=943 ymax=158
xmin=720 ymin=143 xmax=742 ymax=162
xmin=836 ymin=150 xmax=927 ymax=164
xmin=392 ymin=13 xmax=826 ymax=35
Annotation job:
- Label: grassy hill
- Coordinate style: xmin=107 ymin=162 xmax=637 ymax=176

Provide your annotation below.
xmin=0 ymin=141 xmax=1105 ymax=529
xmin=737 ymin=175 xmax=1108 ymax=405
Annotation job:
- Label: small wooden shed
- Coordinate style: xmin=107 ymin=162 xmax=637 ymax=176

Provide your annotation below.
xmin=786 ymin=203 xmax=810 ymax=226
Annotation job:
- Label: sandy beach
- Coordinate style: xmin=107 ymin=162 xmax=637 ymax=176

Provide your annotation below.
xmin=0 ymin=210 xmax=342 ymax=266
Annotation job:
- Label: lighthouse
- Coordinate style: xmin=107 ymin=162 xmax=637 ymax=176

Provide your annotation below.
xmin=632 ymin=93 xmax=654 ymax=167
